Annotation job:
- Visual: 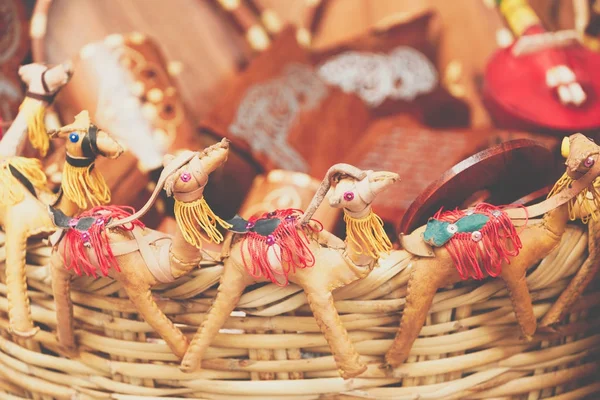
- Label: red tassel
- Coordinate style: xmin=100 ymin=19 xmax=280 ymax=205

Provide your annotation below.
xmin=240 ymin=209 xmax=322 ymax=286
xmin=61 ymin=206 xmax=144 ymax=277
xmin=436 ymin=203 xmax=525 ymax=280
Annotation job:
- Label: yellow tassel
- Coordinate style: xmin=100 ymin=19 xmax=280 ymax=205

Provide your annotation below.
xmin=21 ymin=98 xmax=49 ymax=157
xmin=0 ymin=157 xmax=47 ymax=206
xmin=548 ymin=173 xmax=600 ymax=223
xmin=344 ymin=211 xmax=393 ymax=259
xmin=174 ymin=197 xmax=232 ymax=248
xmin=61 ymin=163 xmax=111 ymax=210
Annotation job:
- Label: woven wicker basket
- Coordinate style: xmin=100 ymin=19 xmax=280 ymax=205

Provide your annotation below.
xmin=0 ymin=223 xmax=598 ymax=399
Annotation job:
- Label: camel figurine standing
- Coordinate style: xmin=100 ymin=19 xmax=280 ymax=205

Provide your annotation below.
xmin=50 ymin=139 xmax=232 ymax=358
xmin=1 ymin=110 xmax=123 ymax=337
xmin=540 ymin=134 xmax=600 ymax=327
xmin=180 ymin=164 xmax=399 ymax=379
xmin=0 ymin=62 xmax=73 ymax=157
xmin=385 ymin=133 xmax=600 ymax=368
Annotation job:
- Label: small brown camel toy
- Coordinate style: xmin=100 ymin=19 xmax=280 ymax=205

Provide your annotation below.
xmin=50 ymin=139 xmax=232 ymax=358
xmin=180 ymin=164 xmax=399 ymax=379
xmin=1 ymin=110 xmax=123 ymax=338
xmin=0 ymin=62 xmax=73 ymax=157
xmin=386 ymin=133 xmax=600 ymax=368
xmin=540 ymin=134 xmax=600 ymax=327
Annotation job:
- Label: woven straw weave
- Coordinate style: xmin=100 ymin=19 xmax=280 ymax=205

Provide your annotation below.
xmin=0 ymin=224 xmax=598 ymax=399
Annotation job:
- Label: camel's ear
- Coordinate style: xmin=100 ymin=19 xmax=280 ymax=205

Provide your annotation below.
xmin=561 ymin=137 xmax=570 ymax=159
xmin=368 ymin=171 xmax=400 ymax=183
xmin=329 ymin=171 xmax=346 ymax=186
xmin=163 ymin=154 xmax=175 ymax=167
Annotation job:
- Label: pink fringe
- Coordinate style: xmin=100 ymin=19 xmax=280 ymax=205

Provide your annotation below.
xmin=241 ymin=209 xmax=322 ymax=286
xmin=62 ymin=206 xmax=144 ymax=277
xmin=436 ymin=203 xmax=524 ymax=280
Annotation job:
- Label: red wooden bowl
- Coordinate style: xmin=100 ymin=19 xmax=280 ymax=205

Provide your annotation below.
xmin=397 ymin=139 xmax=559 ymax=236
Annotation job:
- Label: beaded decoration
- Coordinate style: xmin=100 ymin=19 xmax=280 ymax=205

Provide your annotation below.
xmin=228 ymin=209 xmax=323 ymax=286
xmin=423 ymin=203 xmax=524 ymax=280
xmin=51 ymin=206 xmax=144 ymax=277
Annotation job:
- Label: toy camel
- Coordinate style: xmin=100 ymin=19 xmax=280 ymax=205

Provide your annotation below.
xmin=0 ymin=62 xmax=72 ymax=157
xmin=180 ymin=164 xmax=399 ymax=378
xmin=541 ymin=134 xmax=600 ymax=327
xmin=2 ymin=111 xmax=123 ymax=337
xmin=385 ymin=133 xmax=600 ymax=367
xmin=50 ymin=139 xmax=232 ymax=358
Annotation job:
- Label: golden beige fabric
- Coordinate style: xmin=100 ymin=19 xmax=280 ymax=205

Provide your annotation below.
xmin=0 ymin=62 xmax=72 ymax=157
xmin=386 ymin=134 xmax=600 ymax=368
xmin=181 ymin=164 xmax=399 ymax=379
xmin=1 ymin=111 xmax=122 ymax=338
xmin=51 ymin=141 xmax=231 ymax=358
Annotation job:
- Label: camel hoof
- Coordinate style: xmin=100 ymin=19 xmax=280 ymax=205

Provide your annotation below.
xmin=539 ymin=316 xmax=562 ymax=329
xmin=340 ymin=364 xmax=367 ymax=380
xmin=61 ymin=346 xmax=80 ymax=359
xmin=180 ymin=359 xmax=200 ymax=373
xmin=521 ymin=334 xmax=534 ymax=342
xmin=9 ymin=326 xmax=40 ymax=339
xmin=536 ymin=324 xmax=558 ymax=334
xmin=384 ymin=352 xmax=407 ymax=368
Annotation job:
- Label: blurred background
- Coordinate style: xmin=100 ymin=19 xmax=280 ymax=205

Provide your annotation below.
xmin=2 ymin=0 xmax=599 ymax=242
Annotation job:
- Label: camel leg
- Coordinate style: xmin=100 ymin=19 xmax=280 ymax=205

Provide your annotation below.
xmin=303 ymin=283 xmax=366 ymax=379
xmin=385 ymin=260 xmax=444 ymax=367
xmin=5 ymin=228 xmax=38 ymax=338
xmin=501 ymin=260 xmax=537 ymax=339
xmin=121 ymin=283 xmax=188 ymax=358
xmin=51 ymin=254 xmax=77 ymax=355
xmin=181 ymin=263 xmax=248 ymax=372
xmin=541 ymin=221 xmax=600 ymax=327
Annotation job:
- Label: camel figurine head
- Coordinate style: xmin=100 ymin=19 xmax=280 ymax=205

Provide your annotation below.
xmin=0 ymin=61 xmax=74 ymax=157
xmin=162 ymin=139 xmax=232 ymax=248
xmin=48 ymin=110 xmax=124 ymax=160
xmin=328 ymin=168 xmax=399 ymax=213
xmin=301 ymin=164 xmax=399 ymax=223
xmin=550 ymin=133 xmax=600 ymax=223
xmin=45 ymin=111 xmax=124 ymax=212
xmin=18 ymin=62 xmax=73 ymax=97
xmin=561 ymin=133 xmax=599 ymax=179
xmin=162 ymin=139 xmax=230 ymax=199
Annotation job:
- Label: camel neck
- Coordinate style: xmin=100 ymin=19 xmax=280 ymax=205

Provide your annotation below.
xmin=53 ymin=189 xmax=82 ymax=217
xmin=0 ymin=98 xmax=45 ymax=157
xmin=542 ymin=202 xmax=569 ymax=238
xmin=170 ymin=224 xmax=203 ymax=279
xmin=343 ymin=205 xmax=377 ymax=267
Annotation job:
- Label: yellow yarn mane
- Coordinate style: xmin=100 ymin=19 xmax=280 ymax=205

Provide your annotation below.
xmin=344 ymin=210 xmax=392 ymax=259
xmin=61 ymin=163 xmax=111 ymax=210
xmin=21 ymin=98 xmax=49 ymax=157
xmin=548 ymin=173 xmax=600 ymax=224
xmin=0 ymin=157 xmax=48 ymax=206
xmin=174 ymin=197 xmax=232 ymax=249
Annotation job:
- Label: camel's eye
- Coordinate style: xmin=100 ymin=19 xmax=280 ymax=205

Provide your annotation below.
xmin=68 ymin=132 xmax=79 ymax=143
xmin=343 ymin=191 xmax=355 ymax=201
xmin=180 ymin=172 xmax=191 ymax=182
xmin=583 ymin=156 xmax=595 ymax=168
